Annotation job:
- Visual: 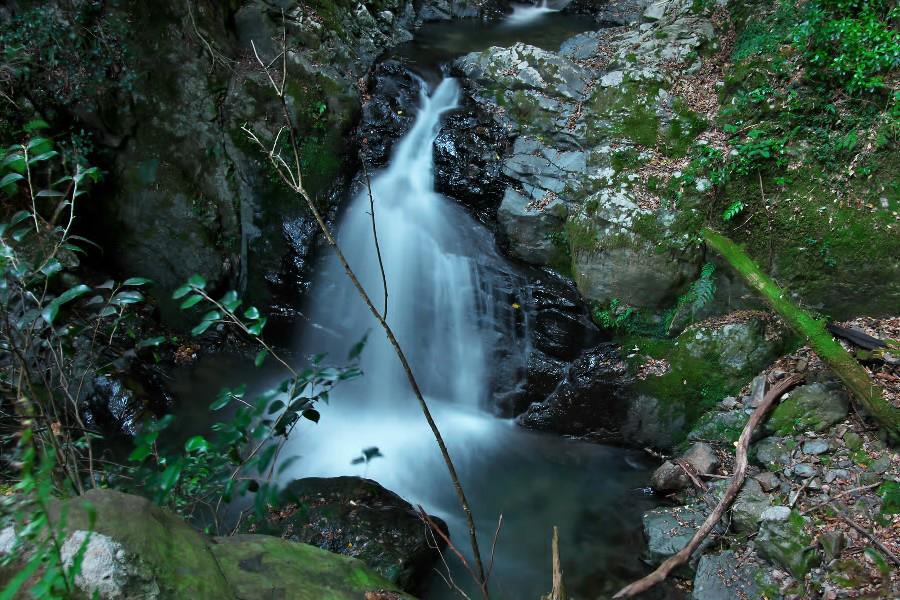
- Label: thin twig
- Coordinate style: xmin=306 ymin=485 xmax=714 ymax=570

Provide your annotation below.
xmin=361 ymin=159 xmax=388 ymax=319
xmin=830 ymin=504 xmax=900 ymax=567
xmin=245 ymin=36 xmax=487 ymax=594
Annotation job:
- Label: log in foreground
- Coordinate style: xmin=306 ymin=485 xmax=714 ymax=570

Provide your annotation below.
xmin=702 ymin=228 xmax=900 ymax=442
xmin=613 ymin=374 xmax=804 ymax=599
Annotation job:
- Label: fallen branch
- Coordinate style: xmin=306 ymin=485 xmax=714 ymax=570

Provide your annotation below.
xmin=613 ymin=374 xmax=804 ymax=598
xmin=703 ymin=228 xmax=900 ymax=442
xmin=829 ymin=504 xmax=900 ymax=567
xmin=674 ymin=458 xmax=708 ymax=492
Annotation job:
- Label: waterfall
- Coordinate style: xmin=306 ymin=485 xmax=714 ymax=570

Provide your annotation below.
xmin=280 ymin=78 xmax=528 ymax=504
xmin=506 ymin=1 xmax=559 ymax=25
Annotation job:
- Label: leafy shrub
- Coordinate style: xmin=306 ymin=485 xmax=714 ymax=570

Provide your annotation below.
xmin=797 ymin=0 xmax=900 ymax=94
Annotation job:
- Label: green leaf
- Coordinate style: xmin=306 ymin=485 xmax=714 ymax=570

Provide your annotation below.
xmin=111 ymin=290 xmax=144 ymax=305
xmin=302 ymin=409 xmax=320 ymax=423
xmin=23 ymin=119 xmax=50 ymax=133
xmin=184 ymin=435 xmax=209 ymax=453
xmin=136 ymin=336 xmax=165 ymax=349
xmin=220 ymin=290 xmax=241 ymax=312
xmin=158 ymin=462 xmax=183 ymax=493
xmin=247 ymin=316 xmax=267 ymax=336
xmin=254 ymin=349 xmax=267 ymax=368
xmin=0 ymin=545 xmax=45 ymax=600
xmin=123 ymin=277 xmax=152 ymax=286
xmin=191 ymin=319 xmax=216 ymax=336
xmin=267 ymin=400 xmax=285 ymax=414
xmin=179 ymin=295 xmax=203 ymax=309
xmin=41 ymin=284 xmax=90 ymax=325
xmin=1 ymin=153 xmax=25 ymax=173
xmin=9 ymin=210 xmax=30 ymax=227
xmin=0 ymin=172 xmax=24 ymax=188
xmin=172 ymin=284 xmax=192 ymax=300
xmin=35 ymin=189 xmax=64 ymax=198
xmin=256 ymin=445 xmax=278 ymax=474
xmin=26 ymin=137 xmax=51 ymax=151
xmin=27 ymin=150 xmax=59 ymax=165
xmin=98 ymin=305 xmax=118 ymax=318
xmin=243 ymin=306 xmax=260 ymax=320
xmin=348 ymin=332 xmax=369 ymax=361
xmin=128 ymin=444 xmax=153 ymax=462
xmin=187 ymin=274 xmax=207 ymax=289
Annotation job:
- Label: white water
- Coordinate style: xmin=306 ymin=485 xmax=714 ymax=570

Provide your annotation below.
xmin=272 ymin=76 xmax=659 ymax=598
xmin=281 ymin=78 xmax=528 ymax=506
xmin=506 ymin=1 xmax=559 ymax=25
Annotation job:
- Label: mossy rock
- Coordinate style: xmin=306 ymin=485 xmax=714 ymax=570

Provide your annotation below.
xmin=211 ymin=535 xmax=416 ymax=600
xmin=763 ymin=382 xmax=849 ymax=436
xmin=0 ymin=489 xmax=416 ymax=600
xmin=756 ymin=511 xmax=821 ymax=579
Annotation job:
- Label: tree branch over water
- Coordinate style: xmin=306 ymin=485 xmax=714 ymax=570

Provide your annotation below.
xmin=242 ymin=35 xmax=488 ymax=597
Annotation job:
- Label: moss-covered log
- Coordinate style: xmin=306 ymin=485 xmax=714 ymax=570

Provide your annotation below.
xmin=702 ymin=228 xmax=900 ymax=442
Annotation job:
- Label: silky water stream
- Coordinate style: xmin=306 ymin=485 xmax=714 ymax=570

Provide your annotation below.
xmin=281 ymin=81 xmax=660 ymax=600
xmin=171 ymin=8 xmax=666 ymax=599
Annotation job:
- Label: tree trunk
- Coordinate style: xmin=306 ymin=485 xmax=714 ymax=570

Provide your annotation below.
xmin=702 ymin=227 xmax=900 ymax=441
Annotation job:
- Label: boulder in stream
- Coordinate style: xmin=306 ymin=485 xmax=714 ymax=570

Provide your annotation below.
xmin=256 ymin=476 xmax=445 ymax=593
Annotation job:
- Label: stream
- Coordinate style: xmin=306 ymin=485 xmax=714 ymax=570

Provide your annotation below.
xmin=173 ymin=6 xmax=665 ymax=599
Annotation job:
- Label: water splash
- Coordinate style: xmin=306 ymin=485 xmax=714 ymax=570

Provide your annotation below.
xmin=506 ymin=1 xmax=559 ymax=26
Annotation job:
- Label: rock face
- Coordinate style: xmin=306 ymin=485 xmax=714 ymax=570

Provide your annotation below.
xmin=0 ymin=489 xmax=413 ymax=600
xmin=3 ymin=0 xmax=422 ymax=304
xmin=451 ymin=0 xmax=725 ymax=310
xmin=642 ymin=503 xmax=722 ymax=567
xmin=257 ymin=477 xmax=444 ymax=593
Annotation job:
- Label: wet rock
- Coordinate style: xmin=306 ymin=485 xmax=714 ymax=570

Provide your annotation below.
xmin=756 ymin=511 xmax=820 ymax=578
xmin=517 ymin=344 xmax=630 ymax=441
xmin=621 ymin=393 xmax=689 ymax=449
xmin=532 ymin=308 xmax=602 ymax=360
xmin=763 ymin=383 xmax=849 ymax=436
xmin=358 ymin=60 xmax=423 ymax=167
xmin=82 ymin=376 xmax=147 ymax=437
xmin=731 ymin=479 xmax=771 ymax=533
xmin=259 ymin=477 xmax=444 ymax=593
xmin=493 ymin=349 xmax=567 ymax=417
xmin=650 ymin=442 xmax=720 ymax=492
xmin=433 ymin=106 xmax=509 ymax=219
xmin=692 ymin=550 xmax=775 ymax=600
xmin=802 ymin=439 xmax=830 ymax=455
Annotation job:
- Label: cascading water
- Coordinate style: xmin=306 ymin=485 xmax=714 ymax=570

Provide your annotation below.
xmin=506 ymin=1 xmax=559 ymax=26
xmin=278 ymin=77 xmax=659 ymax=598
xmin=282 ymin=77 xmax=528 ymax=502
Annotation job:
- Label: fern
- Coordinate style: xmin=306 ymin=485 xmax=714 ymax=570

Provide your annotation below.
xmin=723 ymin=200 xmax=745 ymax=221
xmin=665 ymin=263 xmax=717 ymax=333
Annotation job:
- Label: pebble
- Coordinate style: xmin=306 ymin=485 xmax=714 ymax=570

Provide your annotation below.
xmin=824 ymin=469 xmax=849 ymax=483
xmin=792 ymin=463 xmax=817 ymax=478
xmin=761 ymin=506 xmax=791 ymax=522
xmin=802 ymin=439 xmax=830 ymax=455
xmin=720 ymin=396 xmax=738 ymax=410
xmin=754 ymin=471 xmax=781 ymax=492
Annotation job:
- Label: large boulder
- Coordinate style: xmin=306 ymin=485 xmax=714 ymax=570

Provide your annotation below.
xmin=0 ymin=489 xmax=413 ymax=600
xmin=255 ymin=477 xmax=444 ymax=593
xmin=517 ymin=343 xmax=631 ymax=440
xmin=650 ymin=442 xmax=720 ymax=492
